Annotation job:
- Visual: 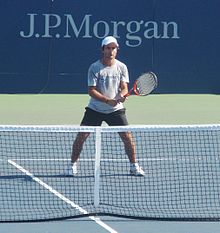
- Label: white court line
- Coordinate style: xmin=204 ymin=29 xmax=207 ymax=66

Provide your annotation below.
xmin=11 ymin=157 xmax=205 ymax=162
xmin=8 ymin=159 xmax=118 ymax=233
xmin=10 ymin=157 xmax=183 ymax=161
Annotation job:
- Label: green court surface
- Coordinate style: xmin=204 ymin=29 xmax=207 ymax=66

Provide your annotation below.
xmin=0 ymin=94 xmax=219 ymax=125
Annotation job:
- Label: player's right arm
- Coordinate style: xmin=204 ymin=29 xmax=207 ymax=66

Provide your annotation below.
xmin=88 ymin=86 xmax=117 ymax=106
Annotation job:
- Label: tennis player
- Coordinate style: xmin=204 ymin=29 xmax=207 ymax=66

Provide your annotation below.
xmin=70 ymin=36 xmax=145 ymax=176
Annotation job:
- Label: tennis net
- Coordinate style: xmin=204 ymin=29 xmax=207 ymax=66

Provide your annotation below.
xmin=0 ymin=124 xmax=220 ymax=222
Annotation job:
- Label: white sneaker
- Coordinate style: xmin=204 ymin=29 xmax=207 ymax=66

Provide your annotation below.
xmin=71 ymin=162 xmax=78 ymax=176
xmin=130 ymin=163 xmax=145 ymax=176
xmin=65 ymin=163 xmax=77 ymax=176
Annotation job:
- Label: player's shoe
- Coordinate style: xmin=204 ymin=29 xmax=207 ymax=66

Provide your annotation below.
xmin=65 ymin=162 xmax=77 ymax=176
xmin=72 ymin=163 xmax=78 ymax=176
xmin=130 ymin=163 xmax=145 ymax=176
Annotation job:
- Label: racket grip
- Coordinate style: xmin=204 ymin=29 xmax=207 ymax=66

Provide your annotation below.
xmin=124 ymin=87 xmax=133 ymax=97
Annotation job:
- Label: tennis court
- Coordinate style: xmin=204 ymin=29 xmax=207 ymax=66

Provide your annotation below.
xmin=1 ymin=0 xmax=220 ymax=231
xmin=0 ymin=94 xmax=220 ymax=233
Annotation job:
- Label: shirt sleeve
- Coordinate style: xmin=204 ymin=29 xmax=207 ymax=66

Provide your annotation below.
xmin=87 ymin=64 xmax=97 ymax=87
xmin=121 ymin=64 xmax=129 ymax=83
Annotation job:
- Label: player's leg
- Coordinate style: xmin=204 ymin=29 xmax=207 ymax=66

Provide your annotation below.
xmin=72 ymin=107 xmax=103 ymax=161
xmin=105 ymin=109 xmax=145 ymax=176
xmin=118 ymin=131 xmax=136 ymax=163
xmin=71 ymin=132 xmax=90 ymax=163
xmin=70 ymin=108 xmax=103 ymax=175
xmin=105 ymin=109 xmax=134 ymax=161
xmin=118 ymin=132 xmax=145 ymax=176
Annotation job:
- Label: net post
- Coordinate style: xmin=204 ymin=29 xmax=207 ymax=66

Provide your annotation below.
xmin=94 ymin=127 xmax=101 ymax=207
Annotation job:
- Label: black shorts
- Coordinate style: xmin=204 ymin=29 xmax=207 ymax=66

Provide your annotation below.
xmin=80 ymin=107 xmax=129 ymax=126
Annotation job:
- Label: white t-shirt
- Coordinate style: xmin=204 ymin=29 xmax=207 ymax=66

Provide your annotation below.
xmin=87 ymin=59 xmax=129 ymax=114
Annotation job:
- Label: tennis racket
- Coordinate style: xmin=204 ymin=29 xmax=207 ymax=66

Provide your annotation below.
xmin=124 ymin=71 xmax=158 ymax=97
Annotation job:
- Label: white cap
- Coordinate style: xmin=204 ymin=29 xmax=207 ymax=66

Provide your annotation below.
xmin=101 ymin=36 xmax=119 ymax=47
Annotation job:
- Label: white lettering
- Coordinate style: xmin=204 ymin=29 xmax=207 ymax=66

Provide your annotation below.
xmin=93 ymin=21 xmax=110 ymax=38
xmin=20 ymin=14 xmax=37 ymax=38
xmin=42 ymin=14 xmax=61 ymax=38
xmin=111 ymin=21 xmax=126 ymax=37
xmin=161 ymin=21 xmax=180 ymax=39
xmin=64 ymin=14 xmax=92 ymax=38
xmin=144 ymin=21 xmax=161 ymax=39
xmin=126 ymin=21 xmax=143 ymax=47
xmin=19 ymin=13 xmax=180 ymax=47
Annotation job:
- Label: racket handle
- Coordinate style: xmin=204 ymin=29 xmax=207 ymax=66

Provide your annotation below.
xmin=124 ymin=88 xmax=133 ymax=98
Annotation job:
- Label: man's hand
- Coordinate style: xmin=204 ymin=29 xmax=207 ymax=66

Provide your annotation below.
xmin=117 ymin=96 xmax=127 ymax=103
xmin=115 ymin=94 xmax=127 ymax=103
xmin=106 ymin=99 xmax=118 ymax=106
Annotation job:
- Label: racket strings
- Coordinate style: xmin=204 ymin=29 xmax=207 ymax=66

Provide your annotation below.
xmin=135 ymin=73 xmax=157 ymax=95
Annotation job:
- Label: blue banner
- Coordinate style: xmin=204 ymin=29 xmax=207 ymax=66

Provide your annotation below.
xmin=0 ymin=0 xmax=219 ymax=93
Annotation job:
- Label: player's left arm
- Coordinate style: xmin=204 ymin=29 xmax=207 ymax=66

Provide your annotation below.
xmin=118 ymin=81 xmax=128 ymax=103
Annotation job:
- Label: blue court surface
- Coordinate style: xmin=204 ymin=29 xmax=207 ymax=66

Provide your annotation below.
xmin=1 ymin=149 xmax=220 ymax=232
xmin=1 ymin=125 xmax=220 ymax=232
